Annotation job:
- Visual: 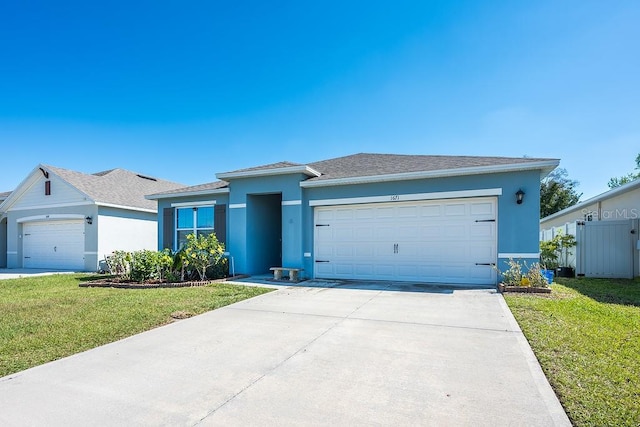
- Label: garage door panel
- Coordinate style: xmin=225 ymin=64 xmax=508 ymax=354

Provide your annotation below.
xmin=470 ymin=202 xmax=494 ymax=216
xmin=314 ymin=197 xmax=497 ymax=285
xmin=444 ymin=204 xmax=466 ymax=216
xmin=421 ymin=205 xmax=441 ymax=217
xmin=355 ymin=245 xmax=374 ymax=257
xmin=354 ymin=227 xmax=374 ymax=239
xmin=444 ymin=225 xmax=467 ymax=238
xmin=470 ymin=223 xmax=494 ymax=237
xmin=374 ymin=243 xmax=394 ymax=257
xmin=335 ymin=209 xmax=354 ymax=220
xmin=335 ymin=264 xmax=355 ymax=275
xmin=374 ymin=264 xmax=396 ymax=277
xmin=376 ymin=227 xmax=395 ymax=239
xmin=336 ymin=245 xmax=353 ymax=257
xmin=354 ymin=264 xmax=375 ymax=275
xmin=353 ymin=208 xmax=372 ymax=220
xmin=398 ymin=206 xmax=418 ymax=218
xmin=375 ymin=207 xmax=394 ymax=219
xmin=397 ymin=225 xmax=420 ymax=239
xmin=420 ymin=226 xmax=441 ymax=238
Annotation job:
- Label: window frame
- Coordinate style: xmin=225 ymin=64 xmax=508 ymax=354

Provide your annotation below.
xmin=174 ymin=205 xmax=215 ymax=250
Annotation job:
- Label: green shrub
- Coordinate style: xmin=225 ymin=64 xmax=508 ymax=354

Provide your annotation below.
xmin=178 ymin=233 xmax=227 ymax=281
xmin=540 ymin=232 xmax=576 ymax=269
xmin=105 ymin=233 xmax=227 ymax=283
xmin=129 ymin=249 xmax=173 ymax=283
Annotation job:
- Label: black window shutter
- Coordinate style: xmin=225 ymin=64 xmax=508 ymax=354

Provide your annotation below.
xmin=214 ymin=204 xmax=227 ymax=245
xmin=163 ymin=208 xmax=174 ymax=250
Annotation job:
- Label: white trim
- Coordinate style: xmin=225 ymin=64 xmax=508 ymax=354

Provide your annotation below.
xmin=304 ymin=252 xmax=311 ymax=257
xmin=301 ymin=160 xmax=559 ymax=188
xmin=309 ymin=188 xmax=503 ymax=207
xmin=498 ymin=253 xmax=540 ymax=259
xmin=171 ymin=200 xmax=217 ymax=208
xmin=17 ymin=214 xmax=86 ymax=223
xmin=229 ymin=203 xmax=247 ymax=209
xmin=146 ymin=188 xmax=229 ymax=200
xmin=84 ymin=252 xmax=98 ymax=255
xmin=217 ymin=165 xmax=321 ymax=180
xmin=95 ymin=202 xmax=156 ymax=213
xmin=8 ymin=201 xmax=93 ymax=211
xmin=282 ymin=200 xmax=302 ymax=206
xmin=7 ymin=251 xmax=17 ymax=255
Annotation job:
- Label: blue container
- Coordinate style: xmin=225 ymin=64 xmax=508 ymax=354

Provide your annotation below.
xmin=542 ymin=269 xmax=554 ymax=285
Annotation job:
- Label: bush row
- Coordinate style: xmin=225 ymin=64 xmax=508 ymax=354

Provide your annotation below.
xmin=105 ymin=233 xmax=228 ymax=283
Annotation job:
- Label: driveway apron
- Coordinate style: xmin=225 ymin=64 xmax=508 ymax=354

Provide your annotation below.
xmin=0 ymin=282 xmax=570 ymax=426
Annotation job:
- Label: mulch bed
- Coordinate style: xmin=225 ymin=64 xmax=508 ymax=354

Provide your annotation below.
xmin=79 ymin=275 xmax=250 ymax=289
xmin=498 ymin=283 xmax=552 ymax=294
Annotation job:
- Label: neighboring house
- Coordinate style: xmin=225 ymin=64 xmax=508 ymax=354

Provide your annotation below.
xmin=0 ymin=165 xmax=184 ymax=271
xmin=0 ymin=191 xmax=11 ymax=268
xmin=148 ymin=153 xmax=558 ymax=286
xmin=540 ymin=179 xmax=640 ymax=278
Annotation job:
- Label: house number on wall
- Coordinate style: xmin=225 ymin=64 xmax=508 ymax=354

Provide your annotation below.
xmin=390 ymin=195 xmax=400 ymax=201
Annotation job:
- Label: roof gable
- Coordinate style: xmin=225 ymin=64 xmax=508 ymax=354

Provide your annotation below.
xmin=1 ymin=164 xmax=185 ymax=213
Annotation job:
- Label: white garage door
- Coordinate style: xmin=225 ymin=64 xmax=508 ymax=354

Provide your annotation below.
xmin=314 ymin=197 xmax=497 ymax=285
xmin=23 ymin=220 xmax=85 ymax=270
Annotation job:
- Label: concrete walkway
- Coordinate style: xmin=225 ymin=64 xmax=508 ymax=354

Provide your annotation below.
xmin=0 ymin=281 xmax=570 ymax=426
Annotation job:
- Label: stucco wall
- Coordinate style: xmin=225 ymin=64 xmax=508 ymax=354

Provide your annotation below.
xmin=227 ymin=174 xmax=305 ymax=274
xmin=97 ymin=207 xmax=158 ymax=267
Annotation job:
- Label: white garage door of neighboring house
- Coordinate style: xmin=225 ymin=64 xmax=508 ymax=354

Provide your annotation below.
xmin=23 ymin=220 xmax=85 ymax=270
xmin=314 ymin=197 xmax=497 ymax=285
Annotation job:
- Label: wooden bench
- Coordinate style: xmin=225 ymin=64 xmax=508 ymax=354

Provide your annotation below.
xmin=270 ymin=267 xmax=304 ymax=282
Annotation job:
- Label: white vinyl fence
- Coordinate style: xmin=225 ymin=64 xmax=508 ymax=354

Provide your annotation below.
xmin=541 ymin=219 xmax=640 ymax=279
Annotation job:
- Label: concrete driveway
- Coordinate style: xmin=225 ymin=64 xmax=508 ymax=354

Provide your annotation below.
xmin=0 ymin=280 xmax=570 ymax=426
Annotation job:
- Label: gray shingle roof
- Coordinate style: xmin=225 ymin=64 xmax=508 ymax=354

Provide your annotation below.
xmin=147 ymin=180 xmax=229 ymax=198
xmin=144 ymin=153 xmax=558 ymax=199
xmin=306 ymin=153 xmax=558 ymax=181
xmin=224 ymin=161 xmax=304 ymax=174
xmin=44 ymin=165 xmax=185 ymax=211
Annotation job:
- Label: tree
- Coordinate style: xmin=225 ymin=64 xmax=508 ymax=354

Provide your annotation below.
xmin=608 ymin=153 xmax=640 ymax=189
xmin=540 ymin=168 xmax=581 ymax=218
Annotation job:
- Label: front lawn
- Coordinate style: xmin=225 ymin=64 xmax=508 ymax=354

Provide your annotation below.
xmin=0 ymin=274 xmax=271 ymax=378
xmin=504 ymin=277 xmax=640 ymax=427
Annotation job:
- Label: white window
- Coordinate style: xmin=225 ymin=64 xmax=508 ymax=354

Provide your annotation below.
xmin=175 ymin=206 xmax=214 ymax=249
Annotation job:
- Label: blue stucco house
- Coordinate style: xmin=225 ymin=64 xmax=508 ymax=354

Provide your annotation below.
xmin=147 ymin=153 xmax=559 ymax=285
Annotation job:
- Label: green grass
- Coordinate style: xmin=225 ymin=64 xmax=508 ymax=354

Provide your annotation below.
xmin=504 ymin=277 xmax=640 ymax=427
xmin=0 ymin=274 xmax=272 ymax=377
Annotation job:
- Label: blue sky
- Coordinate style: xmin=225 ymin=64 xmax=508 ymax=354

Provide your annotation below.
xmin=1 ymin=1 xmax=638 ymax=200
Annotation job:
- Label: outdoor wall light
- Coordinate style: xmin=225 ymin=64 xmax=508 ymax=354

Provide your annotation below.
xmin=516 ymin=189 xmax=525 ymax=205
xmin=85 ymin=216 xmax=93 ymax=225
